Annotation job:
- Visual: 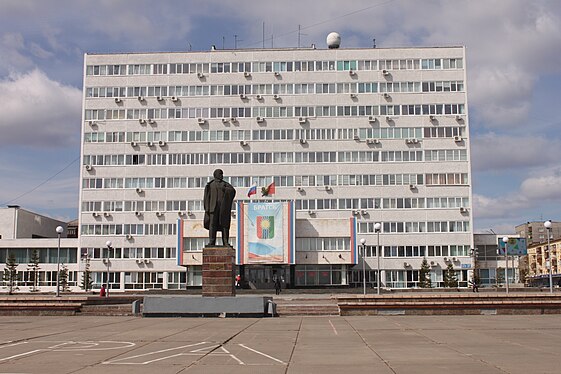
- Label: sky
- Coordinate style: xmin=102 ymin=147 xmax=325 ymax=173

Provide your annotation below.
xmin=0 ymin=0 xmax=560 ymax=234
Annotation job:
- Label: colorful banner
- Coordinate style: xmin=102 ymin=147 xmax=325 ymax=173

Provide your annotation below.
xmin=247 ymin=202 xmax=284 ymax=263
xmin=237 ymin=201 xmax=294 ymax=265
xmin=498 ymin=237 xmax=527 ymax=255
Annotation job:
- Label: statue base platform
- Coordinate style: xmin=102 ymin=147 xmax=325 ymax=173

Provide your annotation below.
xmin=202 ymin=245 xmax=235 ymax=297
xmin=142 ymin=296 xmax=274 ymax=317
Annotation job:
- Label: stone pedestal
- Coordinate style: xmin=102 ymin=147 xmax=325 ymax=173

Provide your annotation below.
xmin=202 ymin=246 xmax=236 ymax=297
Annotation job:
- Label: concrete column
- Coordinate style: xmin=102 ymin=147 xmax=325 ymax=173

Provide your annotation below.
xmin=120 ymin=271 xmax=125 ymax=291
xmin=163 ymin=271 xmax=169 ymax=289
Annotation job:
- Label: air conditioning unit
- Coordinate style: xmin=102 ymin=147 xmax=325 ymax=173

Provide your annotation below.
xmin=148 ymin=118 xmax=156 ymax=124
xmin=197 ymin=72 xmax=204 ymax=78
xmin=385 ymin=116 xmax=393 ymax=121
xmin=144 ymin=259 xmax=150 ymax=264
xmin=406 ymin=139 xmax=413 ymax=144
xmin=274 ymin=71 xmax=280 ymax=76
xmin=256 ymin=116 xmax=264 ymax=123
xmin=368 ymin=116 xmax=377 ymax=123
xmin=244 ymin=71 xmax=251 ymax=77
xmin=454 ymin=136 xmax=463 ymax=142
xmin=88 ymin=120 xmax=96 ymax=126
xmin=255 ymin=94 xmax=262 ymax=100
xmin=429 ymin=115 xmax=436 ymax=121
xmin=139 ymin=118 xmax=146 ymax=124
xmin=382 ymin=93 xmax=390 ymax=99
xmin=350 ymin=93 xmax=357 ymax=98
xmin=456 ymin=115 xmax=463 ymax=121
xmin=85 ymin=164 xmax=93 ymax=171
xmin=187 ymin=211 xmax=193 ymax=216
xmin=158 ymin=140 xmax=166 ymax=146
xmin=460 ymin=207 xmax=468 ymax=213
xmin=137 ymin=96 xmax=145 ymax=101
xmin=361 ymin=210 xmax=368 ymax=215
xmin=324 ymin=185 xmax=332 ymax=191
xmin=126 ymin=234 xmax=133 ymax=240
xmin=452 ymin=257 xmax=457 ymax=262
xmin=299 ymin=138 xmax=307 ymax=144
xmin=412 ymin=138 xmax=419 ymax=144
xmin=353 ymin=134 xmax=360 ymax=140
xmin=135 ymin=187 xmax=143 ymax=193
xmin=197 ymin=118 xmax=206 ymax=125
xmin=404 ymin=262 xmax=409 ymax=268
xmin=409 ymin=184 xmax=416 ymax=189
xmin=130 ymin=141 xmax=138 ymax=147
xmin=308 ymin=210 xmax=315 ymax=215
xmin=134 ymin=211 xmax=142 ymax=217
xmin=239 ymin=94 xmax=247 ymax=99
xmin=443 ymin=257 xmax=448 ymax=261
xmin=114 ymin=97 xmax=122 ymax=103
xmin=147 ymin=141 xmax=154 ymax=147
xmin=382 ymin=69 xmax=390 ymax=76
xmin=221 ymin=117 xmax=229 ymax=123
xmin=366 ymin=138 xmax=380 ymax=144
xmin=352 ymin=210 xmax=360 ymax=216
xmin=178 ymin=211 xmax=185 ymax=216
xmin=430 ymin=261 xmax=435 ymax=266
xmin=92 ymin=212 xmax=99 ymax=217
xmin=135 ymin=259 xmax=142 ymax=264
xmin=103 ymin=212 xmax=111 ymax=217
xmin=349 ymin=69 xmax=356 ymax=76
xmin=240 ymin=140 xmax=248 ymax=146
xmin=296 ymin=186 xmax=304 ymax=192
xmin=230 ymin=117 xmax=237 ymax=122
xmin=298 ymin=117 xmax=307 ymax=124
xmin=273 ymin=94 xmax=280 ymax=100
xmin=156 ymin=96 xmax=164 ymax=101
xmin=171 ymin=96 xmax=179 ymax=102
xmin=156 ymin=211 xmax=163 ymax=217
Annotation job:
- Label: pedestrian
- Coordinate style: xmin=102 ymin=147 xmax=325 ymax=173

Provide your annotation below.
xmin=469 ymin=278 xmax=479 ymax=293
xmin=274 ymin=276 xmax=282 ymax=295
xmin=99 ymin=284 xmax=106 ymax=297
xmin=235 ymin=274 xmax=241 ymax=288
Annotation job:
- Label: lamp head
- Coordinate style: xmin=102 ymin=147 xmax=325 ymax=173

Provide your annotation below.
xmin=544 ymin=220 xmax=552 ymax=229
xmin=360 ymin=238 xmax=366 ymax=245
xmin=105 ymin=240 xmax=112 ymax=248
xmin=55 ymin=226 xmax=64 ymax=234
xmin=502 ymin=236 xmax=509 ymax=243
xmin=374 ymin=222 xmax=381 ymax=232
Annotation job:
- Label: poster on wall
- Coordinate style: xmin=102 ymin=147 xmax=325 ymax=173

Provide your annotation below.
xmin=498 ymin=237 xmax=527 ymax=255
xmin=237 ymin=201 xmax=295 ymax=265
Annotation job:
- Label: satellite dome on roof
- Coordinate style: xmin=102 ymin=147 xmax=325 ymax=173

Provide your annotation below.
xmin=326 ymin=32 xmax=341 ymax=49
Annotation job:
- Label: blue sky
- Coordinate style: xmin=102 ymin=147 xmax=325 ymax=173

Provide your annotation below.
xmin=0 ymin=0 xmax=560 ymax=233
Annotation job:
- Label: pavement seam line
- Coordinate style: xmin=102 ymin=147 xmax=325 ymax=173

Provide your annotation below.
xmin=283 ymin=317 xmax=303 ymax=374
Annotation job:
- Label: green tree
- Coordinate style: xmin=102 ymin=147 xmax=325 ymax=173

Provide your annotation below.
xmin=496 ymin=267 xmax=505 ymax=287
xmin=27 ymin=249 xmax=41 ymax=292
xmin=443 ymin=263 xmax=458 ymax=288
xmin=418 ymin=257 xmax=432 ymax=288
xmin=80 ymin=257 xmax=93 ymax=292
xmin=3 ymin=253 xmax=19 ymax=295
xmin=59 ymin=264 xmax=70 ymax=292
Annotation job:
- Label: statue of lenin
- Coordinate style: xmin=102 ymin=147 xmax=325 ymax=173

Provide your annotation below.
xmin=203 ymin=169 xmax=236 ymax=246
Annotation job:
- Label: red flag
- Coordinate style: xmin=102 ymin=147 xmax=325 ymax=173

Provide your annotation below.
xmin=267 ymin=181 xmax=275 ymax=195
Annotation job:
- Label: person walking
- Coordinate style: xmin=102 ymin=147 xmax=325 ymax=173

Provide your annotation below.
xmin=99 ymin=284 xmax=106 ymax=297
xmin=469 ymin=278 xmax=479 ymax=293
xmin=274 ymin=276 xmax=282 ymax=295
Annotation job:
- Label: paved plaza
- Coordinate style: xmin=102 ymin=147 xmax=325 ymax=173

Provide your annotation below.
xmin=0 ymin=314 xmax=559 ymax=373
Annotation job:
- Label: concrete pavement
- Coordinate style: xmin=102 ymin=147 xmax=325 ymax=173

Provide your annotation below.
xmin=0 ymin=315 xmax=559 ymax=373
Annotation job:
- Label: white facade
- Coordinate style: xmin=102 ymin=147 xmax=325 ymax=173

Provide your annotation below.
xmin=81 ymin=44 xmax=473 ymax=290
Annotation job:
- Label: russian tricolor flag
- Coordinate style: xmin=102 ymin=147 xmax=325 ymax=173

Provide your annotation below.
xmin=247 ymin=184 xmax=257 ymax=198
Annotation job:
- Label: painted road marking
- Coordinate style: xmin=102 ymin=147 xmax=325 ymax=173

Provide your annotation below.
xmin=329 ymin=319 xmax=339 ymax=335
xmin=238 ymin=343 xmax=286 ymax=364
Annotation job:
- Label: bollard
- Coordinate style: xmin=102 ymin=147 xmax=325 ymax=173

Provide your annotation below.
xmin=132 ymin=300 xmax=141 ymax=315
xmin=267 ymin=300 xmax=277 ymax=317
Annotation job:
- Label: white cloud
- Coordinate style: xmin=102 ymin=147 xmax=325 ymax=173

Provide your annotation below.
xmin=520 ymin=173 xmax=561 ymax=200
xmin=0 ymin=69 xmax=81 ymax=147
xmin=471 ymin=133 xmax=558 ymax=172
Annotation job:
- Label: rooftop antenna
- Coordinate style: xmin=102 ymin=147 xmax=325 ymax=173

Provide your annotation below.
xmin=271 ymin=34 xmax=274 ymax=48
xmin=262 ymin=22 xmax=265 ymax=48
xmin=222 ymin=36 xmax=225 ymax=50
xmin=234 ymin=34 xmax=242 ymax=49
xmin=372 ymin=38 xmax=376 ymax=48
xmin=187 ymin=42 xmax=192 ymax=51
xmin=298 ymin=25 xmax=307 ymax=48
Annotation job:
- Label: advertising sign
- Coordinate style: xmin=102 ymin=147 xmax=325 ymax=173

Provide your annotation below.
xmin=498 ymin=237 xmax=527 ymax=255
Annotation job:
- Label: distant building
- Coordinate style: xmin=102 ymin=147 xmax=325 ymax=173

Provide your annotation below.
xmin=473 ymin=233 xmax=521 ymax=287
xmin=527 ymin=237 xmax=560 ymax=287
xmin=515 ymin=221 xmax=561 ymax=245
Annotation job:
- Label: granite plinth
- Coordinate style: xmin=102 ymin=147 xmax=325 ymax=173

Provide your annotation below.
xmin=142 ymin=296 xmax=274 ymax=317
xmin=202 ymin=246 xmax=235 ymax=297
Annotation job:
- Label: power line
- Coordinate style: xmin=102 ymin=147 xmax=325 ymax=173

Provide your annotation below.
xmin=242 ymin=0 xmax=396 ymax=48
xmin=1 ymin=156 xmax=80 ymax=206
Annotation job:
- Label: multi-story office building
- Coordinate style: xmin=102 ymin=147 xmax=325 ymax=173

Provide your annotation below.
xmin=80 ymin=34 xmax=473 ymax=291
xmin=515 ymin=221 xmax=561 ymax=245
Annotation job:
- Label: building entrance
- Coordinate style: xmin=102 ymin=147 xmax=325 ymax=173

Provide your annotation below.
xmin=245 ymin=265 xmax=289 ymax=289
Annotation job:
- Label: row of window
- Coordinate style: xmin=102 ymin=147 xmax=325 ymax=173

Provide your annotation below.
xmin=85 ymin=58 xmax=463 ymax=76
xmin=84 ymin=126 xmax=466 ymax=144
xmin=84 ymin=150 xmax=467 ymax=168
xmin=85 ymin=80 xmax=465 ymax=98
xmin=82 ymin=172 xmax=468 ymax=190
xmin=0 ymin=248 xmax=77 ymax=264
xmin=81 ymin=247 xmax=176 ymax=259
xmin=84 ymin=103 xmax=466 ymax=120
xmin=80 ymin=224 xmax=177 ymax=236
xmin=361 ymin=244 xmax=471 ymax=257
xmin=358 ymin=221 xmax=470 ymax=233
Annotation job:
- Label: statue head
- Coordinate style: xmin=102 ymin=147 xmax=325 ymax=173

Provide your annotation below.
xmin=213 ymin=169 xmax=224 ymax=180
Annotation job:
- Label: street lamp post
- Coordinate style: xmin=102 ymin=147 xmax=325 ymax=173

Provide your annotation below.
xmin=55 ymin=226 xmax=64 ymax=297
xmin=360 ymin=238 xmax=367 ymax=296
xmin=502 ymin=236 xmax=509 ymax=294
xmin=105 ymin=241 xmax=112 ymax=297
xmin=544 ymin=220 xmax=553 ymax=293
xmin=374 ymin=223 xmax=381 ymax=295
